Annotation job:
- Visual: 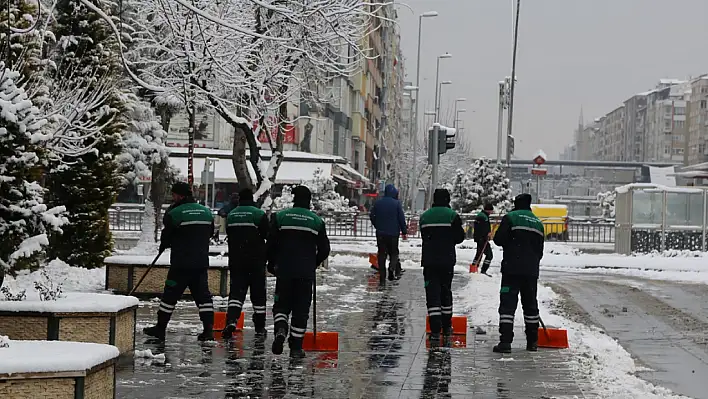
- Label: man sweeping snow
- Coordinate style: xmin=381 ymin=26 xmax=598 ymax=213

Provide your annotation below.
xmin=268 ymin=186 xmax=331 ymax=358
xmin=472 ymin=203 xmax=494 ymax=276
xmin=492 ymin=193 xmax=544 ymax=353
xmin=143 ymin=182 xmax=215 ymax=342
xmin=419 ymin=189 xmax=465 ymax=346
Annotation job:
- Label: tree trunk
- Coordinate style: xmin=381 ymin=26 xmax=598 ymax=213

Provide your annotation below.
xmin=187 ymin=103 xmax=196 ymax=187
xmin=150 ymin=109 xmax=173 ymax=241
xmin=232 ymin=126 xmax=253 ymax=190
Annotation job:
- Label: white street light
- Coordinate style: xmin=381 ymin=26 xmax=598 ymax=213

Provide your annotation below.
xmin=453 ymin=99 xmax=466 ymax=129
xmin=403 ymin=85 xmax=419 ymax=91
xmin=421 ymin=11 xmax=439 ymax=17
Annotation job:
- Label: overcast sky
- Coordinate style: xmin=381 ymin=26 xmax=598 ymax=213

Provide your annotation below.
xmin=397 ymin=0 xmax=708 ymax=160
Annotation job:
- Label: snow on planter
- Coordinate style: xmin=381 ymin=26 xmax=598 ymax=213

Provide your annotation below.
xmin=0 ymin=293 xmax=138 ymax=354
xmin=104 ymin=254 xmax=229 ymax=297
xmin=0 ymin=340 xmax=118 ymax=399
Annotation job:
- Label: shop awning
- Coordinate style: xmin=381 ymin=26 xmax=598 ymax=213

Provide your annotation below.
xmin=170 ymin=156 xmax=333 ymax=185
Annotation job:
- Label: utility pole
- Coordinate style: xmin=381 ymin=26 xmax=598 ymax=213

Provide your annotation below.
xmin=497 ymin=80 xmax=506 ymax=163
xmin=506 ymin=0 xmax=521 ymax=177
xmin=430 ymin=123 xmax=440 ymax=202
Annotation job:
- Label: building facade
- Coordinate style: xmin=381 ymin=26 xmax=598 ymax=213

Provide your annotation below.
xmin=686 ymin=76 xmax=708 ymax=165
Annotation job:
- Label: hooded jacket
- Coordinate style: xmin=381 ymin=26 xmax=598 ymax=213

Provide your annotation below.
xmin=418 ymin=189 xmax=465 ymax=268
xmin=369 ymin=184 xmax=408 ymax=237
xmin=267 ymin=186 xmax=331 ymax=278
xmin=473 ymin=209 xmax=492 ymax=241
xmin=493 ymin=193 xmax=545 ymax=277
xmin=225 ymin=195 xmax=269 ymax=268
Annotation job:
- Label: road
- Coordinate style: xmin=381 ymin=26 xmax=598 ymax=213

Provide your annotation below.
xmin=544 ymin=271 xmax=708 ymax=399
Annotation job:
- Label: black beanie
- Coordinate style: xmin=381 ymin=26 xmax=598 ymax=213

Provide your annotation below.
xmin=292 ymin=185 xmax=312 ymax=208
xmin=432 ymin=188 xmax=451 ymax=206
xmin=171 ymin=181 xmax=192 ymax=197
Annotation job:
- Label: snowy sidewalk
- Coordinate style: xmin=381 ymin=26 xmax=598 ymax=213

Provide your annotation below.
xmin=117 ymin=263 xmax=597 ymax=398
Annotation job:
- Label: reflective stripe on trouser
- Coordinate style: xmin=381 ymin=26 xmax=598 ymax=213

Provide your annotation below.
xmin=228 ymin=266 xmax=267 ymax=328
xmin=157 ymin=268 xmax=213 ymax=329
xmin=271 ymin=276 xmax=313 ymax=346
xmin=498 ymin=274 xmax=539 ymax=344
xmin=524 ymin=313 xmax=540 ymax=341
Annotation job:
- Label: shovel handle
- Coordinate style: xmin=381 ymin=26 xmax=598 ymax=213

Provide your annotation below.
xmin=312 ymin=271 xmax=317 ymax=345
xmin=129 ymin=249 xmax=164 ymax=296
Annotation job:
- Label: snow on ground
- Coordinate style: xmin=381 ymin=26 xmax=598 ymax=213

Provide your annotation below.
xmin=104 ymin=253 xmax=229 ymax=267
xmin=331 ymin=239 xmax=708 ymax=282
xmin=2 ymin=259 xmax=105 ymax=293
xmin=0 ymin=341 xmax=119 ymax=375
xmin=0 ymin=292 xmax=137 ymax=313
xmin=456 ymin=274 xmax=689 ymax=399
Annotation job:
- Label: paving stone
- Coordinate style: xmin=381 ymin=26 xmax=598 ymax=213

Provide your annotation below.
xmin=117 ymin=266 xmax=597 ymax=398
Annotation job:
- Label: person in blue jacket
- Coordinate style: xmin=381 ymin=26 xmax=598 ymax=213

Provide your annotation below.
xmin=369 ymin=184 xmax=408 ymax=284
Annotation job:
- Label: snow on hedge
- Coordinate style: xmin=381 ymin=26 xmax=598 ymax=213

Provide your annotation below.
xmin=272 ymin=167 xmax=355 ymax=213
xmin=597 ymin=190 xmax=616 ymax=218
xmin=0 ymin=341 xmax=119 ymax=375
xmin=2 ymin=259 xmax=105 ymax=294
xmin=449 ymin=158 xmax=513 ymax=214
xmin=0 ymin=292 xmax=137 ymax=313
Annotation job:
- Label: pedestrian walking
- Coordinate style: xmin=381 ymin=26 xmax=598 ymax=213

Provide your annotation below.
xmin=267 ymin=186 xmax=331 ymax=358
xmin=217 ymin=192 xmax=240 ymax=235
xmin=491 ymin=193 xmax=545 ymax=353
xmin=222 ymin=188 xmax=269 ymax=340
xmin=369 ymin=184 xmax=407 ymax=283
xmin=472 ymin=203 xmax=494 ymax=275
xmin=419 ymin=189 xmax=465 ymax=345
xmin=143 ymin=181 xmax=215 ymax=342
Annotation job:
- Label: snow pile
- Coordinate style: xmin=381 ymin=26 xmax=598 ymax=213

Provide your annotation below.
xmin=2 ymin=259 xmax=105 ymax=294
xmin=0 ymin=341 xmax=119 ymax=375
xmin=104 ymin=253 xmax=228 ymax=268
xmin=0 ymin=292 xmax=137 ymax=313
xmin=449 ymin=158 xmax=513 ymax=214
xmin=457 ymin=274 xmax=688 ymax=398
xmin=134 ymin=349 xmax=166 ymax=363
xmin=0 ymin=335 xmax=9 ymax=348
xmin=597 ymin=190 xmax=616 ymax=218
xmin=272 ymin=167 xmax=355 ymax=213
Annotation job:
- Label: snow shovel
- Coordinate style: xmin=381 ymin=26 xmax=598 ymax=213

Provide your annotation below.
xmin=369 ymin=253 xmax=379 ymax=271
xmin=426 ymin=316 xmax=467 ymax=335
xmin=538 ymin=317 xmax=569 ymax=349
xmin=129 ymin=248 xmax=165 ymax=296
xmin=213 ymin=311 xmax=244 ymax=332
xmin=469 ymin=240 xmax=489 ymax=273
xmin=303 ymin=272 xmax=338 ymax=352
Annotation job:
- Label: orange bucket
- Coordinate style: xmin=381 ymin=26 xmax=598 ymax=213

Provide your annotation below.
xmin=213 ymin=311 xmax=244 ymax=331
xmin=369 ymin=253 xmax=379 ymax=270
xmin=538 ymin=320 xmax=569 ymax=349
xmin=302 ymin=331 xmax=339 ymax=352
xmin=469 ymin=264 xmax=479 ymax=273
xmin=426 ymin=316 xmax=467 ymax=335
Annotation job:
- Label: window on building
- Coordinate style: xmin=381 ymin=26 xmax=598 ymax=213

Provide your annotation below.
xmin=664 ymin=145 xmax=671 ymax=154
xmin=699 ymin=143 xmax=706 ymax=155
xmin=701 ymin=100 xmax=707 ymax=109
xmin=673 ymin=148 xmax=684 ymax=155
xmin=675 ymin=107 xmax=686 ymax=115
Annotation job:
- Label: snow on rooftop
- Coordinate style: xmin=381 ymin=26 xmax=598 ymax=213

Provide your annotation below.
xmin=531 ymin=204 xmax=568 ymax=209
xmin=615 ymin=183 xmax=704 ymax=194
xmin=0 ymin=293 xmax=138 ymax=313
xmin=0 ymin=340 xmax=119 ymax=375
xmin=104 ymin=253 xmax=229 ymax=268
xmin=533 ymin=149 xmax=547 ymax=161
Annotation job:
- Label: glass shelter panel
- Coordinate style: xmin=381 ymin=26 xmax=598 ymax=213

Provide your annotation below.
xmin=631 ymin=190 xmax=663 ymax=225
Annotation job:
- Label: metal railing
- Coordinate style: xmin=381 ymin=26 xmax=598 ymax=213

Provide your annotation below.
xmin=109 ymin=206 xmax=616 ymax=243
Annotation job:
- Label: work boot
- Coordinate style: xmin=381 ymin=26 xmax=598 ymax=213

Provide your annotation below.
xmin=429 ymin=333 xmax=441 ymax=348
xmin=388 ymin=269 xmax=395 ymax=281
xmin=289 ymin=338 xmax=306 ymax=359
xmin=143 ymin=325 xmax=166 ymax=341
xmin=197 ymin=324 xmax=214 ymax=342
xmin=442 ymin=326 xmax=452 ymax=337
xmin=255 ymin=326 xmax=268 ymax=340
xmin=526 ymin=341 xmax=538 ymax=352
xmin=272 ymin=329 xmax=287 ymax=355
xmin=222 ymin=323 xmax=237 ymax=340
xmin=493 ymin=342 xmax=512 ymax=354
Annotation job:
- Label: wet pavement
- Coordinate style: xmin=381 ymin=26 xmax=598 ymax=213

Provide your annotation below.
xmin=118 ymin=265 xmax=596 ymax=398
xmin=547 ymin=273 xmax=708 ymax=399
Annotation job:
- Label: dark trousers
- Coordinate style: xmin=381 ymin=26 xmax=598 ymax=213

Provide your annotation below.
xmin=272 ymin=277 xmax=313 ymax=348
xmin=423 ymin=267 xmax=454 ymax=334
xmin=498 ymin=275 xmax=539 ymax=344
xmin=226 ymin=265 xmax=267 ymax=329
xmin=376 ymin=234 xmax=399 ymax=282
xmin=156 ymin=267 xmax=214 ymax=329
xmin=473 ymin=239 xmax=493 ymax=273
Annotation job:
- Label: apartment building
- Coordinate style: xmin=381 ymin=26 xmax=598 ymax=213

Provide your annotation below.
xmin=686 ymin=76 xmax=708 ymax=165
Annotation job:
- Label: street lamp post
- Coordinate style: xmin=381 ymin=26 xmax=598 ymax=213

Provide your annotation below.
xmin=436 ymin=81 xmax=452 ymax=123
xmin=430 ymin=53 xmax=452 ymax=205
xmin=403 ymin=85 xmax=418 ymax=208
xmin=452 ymin=98 xmax=466 ymax=129
xmin=409 ymin=11 xmax=438 ymax=212
xmin=506 ymin=0 xmax=522 ymax=176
